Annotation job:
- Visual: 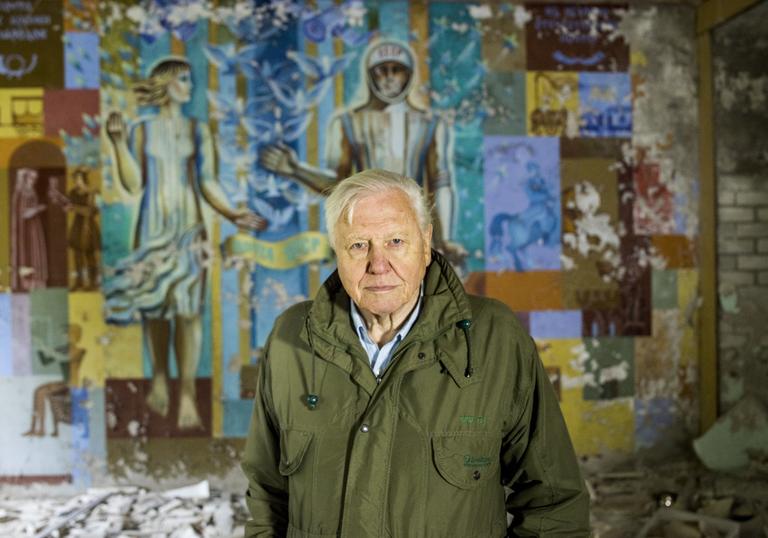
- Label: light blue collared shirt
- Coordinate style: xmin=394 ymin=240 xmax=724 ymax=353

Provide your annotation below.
xmin=350 ymin=290 xmax=423 ymax=377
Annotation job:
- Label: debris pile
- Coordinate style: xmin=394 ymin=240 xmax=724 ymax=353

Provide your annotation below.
xmin=588 ymin=461 xmax=768 ymax=538
xmin=3 ymin=457 xmax=768 ymax=537
xmin=0 ymin=481 xmax=248 ymax=537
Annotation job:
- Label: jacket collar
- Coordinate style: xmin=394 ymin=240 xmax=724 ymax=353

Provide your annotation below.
xmin=301 ymin=250 xmax=472 ymax=356
xmin=300 ymin=250 xmax=479 ymax=392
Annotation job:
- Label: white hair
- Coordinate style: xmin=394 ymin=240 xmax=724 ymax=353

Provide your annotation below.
xmin=325 ymin=169 xmax=432 ymax=249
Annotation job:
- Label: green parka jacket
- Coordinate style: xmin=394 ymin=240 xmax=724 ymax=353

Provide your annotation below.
xmin=242 ymin=252 xmax=589 ymax=537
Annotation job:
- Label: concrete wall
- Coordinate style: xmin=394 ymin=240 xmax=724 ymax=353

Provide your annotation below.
xmin=714 ymin=0 xmax=768 ymax=413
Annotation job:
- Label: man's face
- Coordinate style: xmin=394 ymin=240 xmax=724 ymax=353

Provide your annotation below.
xmin=370 ymin=61 xmax=411 ymax=100
xmin=335 ymin=188 xmax=432 ymax=320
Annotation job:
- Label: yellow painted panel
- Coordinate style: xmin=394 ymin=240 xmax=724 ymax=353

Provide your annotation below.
xmin=68 ymin=292 xmax=108 ymax=387
xmin=0 ymin=168 xmax=8 ymax=290
xmin=677 ymin=269 xmax=698 ymax=310
xmin=538 ymin=338 xmax=634 ymax=455
xmin=567 ymin=398 xmax=634 ymax=455
xmin=103 ymin=322 xmax=144 ymax=379
xmin=0 ymin=88 xmax=44 ymax=138
xmin=526 ymin=71 xmax=579 ymax=137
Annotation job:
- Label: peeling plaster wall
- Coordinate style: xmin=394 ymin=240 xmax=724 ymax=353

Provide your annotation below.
xmin=624 ymin=5 xmax=699 ymax=239
xmin=714 ymin=0 xmax=768 ymax=413
xmin=0 ymin=1 xmax=705 ymax=490
xmin=621 ymin=4 xmax=700 ymax=459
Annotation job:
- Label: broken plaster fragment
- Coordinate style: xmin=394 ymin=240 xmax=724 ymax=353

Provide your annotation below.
xmin=693 ymin=394 xmax=768 ymax=472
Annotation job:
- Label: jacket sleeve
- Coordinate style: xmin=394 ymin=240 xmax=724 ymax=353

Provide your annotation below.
xmin=502 ymin=339 xmax=590 ymax=537
xmin=241 ymin=337 xmax=288 ymax=537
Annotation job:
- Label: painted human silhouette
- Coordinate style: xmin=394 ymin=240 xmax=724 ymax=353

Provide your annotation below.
xmin=65 ymin=168 xmax=101 ymax=290
xmin=259 ymin=39 xmax=467 ymax=265
xmin=11 ymin=168 xmax=48 ymax=291
xmin=23 ymin=324 xmax=85 ymax=437
xmin=105 ymin=56 xmax=267 ymax=429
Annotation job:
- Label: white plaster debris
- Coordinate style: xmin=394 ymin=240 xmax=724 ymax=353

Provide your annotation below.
xmin=162 ymin=480 xmax=211 ymax=500
xmin=0 ymin=482 xmax=248 ymax=537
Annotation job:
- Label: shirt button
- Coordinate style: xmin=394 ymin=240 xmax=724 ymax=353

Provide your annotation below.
xmin=376 ymin=376 xmax=382 ymax=384
xmin=472 ymin=470 xmax=481 ymax=480
xmin=360 ymin=424 xmax=370 ymax=433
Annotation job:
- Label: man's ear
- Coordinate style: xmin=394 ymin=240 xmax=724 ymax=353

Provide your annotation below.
xmin=424 ymin=224 xmax=433 ymax=261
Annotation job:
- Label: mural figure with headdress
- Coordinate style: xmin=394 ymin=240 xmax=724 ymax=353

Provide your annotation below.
xmin=11 ymin=167 xmax=48 ymax=292
xmin=104 ymin=55 xmax=267 ymax=429
xmin=260 ymin=38 xmax=467 ymax=266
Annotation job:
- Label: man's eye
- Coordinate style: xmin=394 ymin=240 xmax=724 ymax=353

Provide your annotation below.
xmin=350 ymin=242 xmax=367 ymax=250
xmin=390 ymin=238 xmax=404 ymax=246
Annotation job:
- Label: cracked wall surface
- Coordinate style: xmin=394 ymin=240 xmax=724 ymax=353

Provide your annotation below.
xmin=713 ymin=0 xmax=768 ymax=414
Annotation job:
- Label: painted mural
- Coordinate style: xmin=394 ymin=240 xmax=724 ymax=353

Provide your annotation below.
xmin=0 ymin=0 xmax=700 ymax=485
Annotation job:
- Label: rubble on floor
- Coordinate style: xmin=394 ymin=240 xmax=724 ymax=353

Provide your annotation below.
xmin=588 ymin=459 xmax=768 ymax=538
xmin=3 ymin=459 xmax=768 ymax=537
xmin=0 ymin=481 xmax=248 ymax=537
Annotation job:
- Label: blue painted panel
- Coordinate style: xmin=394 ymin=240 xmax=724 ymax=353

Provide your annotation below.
xmin=65 ymin=32 xmax=100 ymax=89
xmin=223 ymin=398 xmax=254 ymax=438
xmin=484 ymin=136 xmax=561 ymax=271
xmin=578 ymin=72 xmax=632 ymax=138
xmin=530 ymin=310 xmax=583 ymax=339
xmin=0 ymin=295 xmax=11 ymax=376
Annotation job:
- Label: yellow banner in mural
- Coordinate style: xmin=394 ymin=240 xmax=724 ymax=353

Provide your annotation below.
xmin=222 ymin=231 xmax=332 ymax=270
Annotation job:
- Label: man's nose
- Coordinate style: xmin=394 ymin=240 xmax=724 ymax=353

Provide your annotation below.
xmin=366 ymin=246 xmax=390 ymax=274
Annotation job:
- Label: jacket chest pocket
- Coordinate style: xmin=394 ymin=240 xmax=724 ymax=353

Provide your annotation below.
xmin=278 ymin=429 xmax=313 ymax=530
xmin=432 ymin=432 xmax=501 ymax=488
xmin=428 ymin=432 xmax=506 ymax=537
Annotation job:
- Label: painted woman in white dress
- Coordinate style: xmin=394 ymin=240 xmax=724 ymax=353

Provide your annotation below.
xmin=106 ymin=56 xmax=266 ymax=429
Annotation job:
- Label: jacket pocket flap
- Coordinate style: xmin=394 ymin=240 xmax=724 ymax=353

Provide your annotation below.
xmin=432 ymin=433 xmax=500 ymax=489
xmin=279 ymin=429 xmax=313 ymax=476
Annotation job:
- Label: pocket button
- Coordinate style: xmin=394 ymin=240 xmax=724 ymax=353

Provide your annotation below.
xmin=472 ymin=470 xmax=481 ymax=480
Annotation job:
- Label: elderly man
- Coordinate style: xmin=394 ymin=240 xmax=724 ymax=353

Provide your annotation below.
xmin=242 ymin=169 xmax=589 ymax=537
